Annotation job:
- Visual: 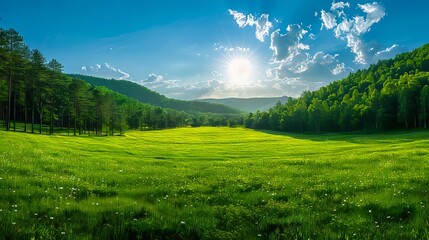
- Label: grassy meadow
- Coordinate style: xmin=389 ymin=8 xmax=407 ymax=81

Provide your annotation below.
xmin=0 ymin=127 xmax=428 ymax=239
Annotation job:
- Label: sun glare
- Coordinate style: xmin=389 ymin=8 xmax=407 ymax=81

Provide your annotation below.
xmin=226 ymin=56 xmax=254 ymax=86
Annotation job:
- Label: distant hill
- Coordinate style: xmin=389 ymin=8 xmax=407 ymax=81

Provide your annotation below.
xmin=69 ymin=74 xmax=241 ymax=114
xmin=197 ymin=96 xmax=291 ymax=112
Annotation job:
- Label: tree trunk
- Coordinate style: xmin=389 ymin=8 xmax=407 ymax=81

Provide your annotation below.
xmin=39 ymin=112 xmax=42 ymax=134
xmin=31 ymin=103 xmax=34 ymax=133
xmin=0 ymin=102 xmax=4 ymax=127
xmin=405 ymin=118 xmax=408 ymax=128
xmin=61 ymin=109 xmax=64 ymax=129
xmin=31 ymin=100 xmax=35 ymax=133
xmin=67 ymin=114 xmax=70 ymax=136
xmin=74 ymin=116 xmax=77 ymax=136
xmin=39 ymin=100 xmax=43 ymax=134
xmin=50 ymin=102 xmax=54 ymax=134
xmin=100 ymin=114 xmax=103 ymax=135
xmin=13 ymin=90 xmax=16 ymax=131
xmin=78 ymin=120 xmax=81 ymax=135
xmin=24 ymin=103 xmax=27 ymax=132
xmin=6 ymin=69 xmax=12 ymax=131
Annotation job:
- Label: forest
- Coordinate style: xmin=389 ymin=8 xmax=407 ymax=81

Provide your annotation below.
xmin=3 ymin=26 xmax=429 ymax=135
xmin=245 ymin=44 xmax=429 ymax=133
xmin=70 ymin=74 xmax=241 ymax=114
xmin=0 ymin=28 xmax=243 ymax=135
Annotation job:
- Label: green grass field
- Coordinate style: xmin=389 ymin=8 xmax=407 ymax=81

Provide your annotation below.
xmin=0 ymin=127 xmax=428 ymax=239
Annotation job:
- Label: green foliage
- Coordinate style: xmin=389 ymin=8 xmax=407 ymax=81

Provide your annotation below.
xmin=1 ymin=127 xmax=429 ymax=239
xmin=246 ymin=44 xmax=429 ymax=132
xmin=0 ymin=27 xmax=243 ymax=135
xmin=69 ymin=74 xmax=241 ymax=114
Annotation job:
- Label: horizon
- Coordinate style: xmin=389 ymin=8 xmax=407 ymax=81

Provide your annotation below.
xmin=2 ymin=0 xmax=429 ymax=100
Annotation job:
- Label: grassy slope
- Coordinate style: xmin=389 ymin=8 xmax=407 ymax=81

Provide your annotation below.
xmin=0 ymin=128 xmax=428 ymax=239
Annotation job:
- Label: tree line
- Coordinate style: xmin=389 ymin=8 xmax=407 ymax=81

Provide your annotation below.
xmin=71 ymin=74 xmax=241 ymax=114
xmin=245 ymin=44 xmax=429 ymax=133
xmin=0 ymin=28 xmax=242 ymax=135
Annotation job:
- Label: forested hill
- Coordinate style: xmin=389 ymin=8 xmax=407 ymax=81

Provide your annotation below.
xmin=245 ymin=43 xmax=429 ymax=133
xmin=197 ymin=96 xmax=291 ymax=113
xmin=70 ymin=74 xmax=241 ymax=114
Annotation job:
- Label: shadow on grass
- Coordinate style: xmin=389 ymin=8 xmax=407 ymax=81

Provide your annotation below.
xmin=255 ymin=128 xmax=429 ymax=144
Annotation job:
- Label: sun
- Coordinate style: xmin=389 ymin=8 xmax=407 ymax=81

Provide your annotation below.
xmin=226 ymin=56 xmax=254 ymax=86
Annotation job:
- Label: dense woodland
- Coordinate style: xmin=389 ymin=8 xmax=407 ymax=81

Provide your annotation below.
xmin=0 ymin=28 xmax=242 ymax=135
xmin=245 ymin=44 xmax=429 ymax=132
xmin=71 ymin=74 xmax=241 ymax=114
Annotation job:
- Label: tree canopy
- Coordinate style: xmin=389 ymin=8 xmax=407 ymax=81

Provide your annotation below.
xmin=244 ymin=44 xmax=429 ymax=133
xmin=70 ymin=74 xmax=241 ymax=114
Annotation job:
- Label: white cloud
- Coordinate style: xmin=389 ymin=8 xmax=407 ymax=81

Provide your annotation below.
xmin=138 ymin=72 xmax=295 ymax=100
xmin=320 ymin=10 xmax=337 ymax=30
xmin=139 ymin=73 xmax=180 ymax=89
xmin=354 ymin=2 xmax=385 ymax=35
xmin=268 ymin=51 xmax=353 ymax=88
xmin=331 ymin=1 xmax=350 ymax=11
xmin=345 ymin=33 xmax=367 ymax=64
xmin=373 ymin=44 xmax=407 ymax=61
xmin=139 ymin=75 xmax=221 ymax=100
xmin=228 ymin=9 xmax=273 ymax=42
xmin=375 ymin=44 xmax=398 ymax=56
xmin=332 ymin=63 xmax=347 ymax=75
xmin=270 ymin=24 xmax=309 ymax=62
xmin=228 ymin=9 xmax=247 ymax=27
xmin=226 ymin=6 xmax=357 ymax=97
xmin=80 ymin=63 xmax=130 ymax=80
xmin=144 ymin=73 xmax=164 ymax=83
xmin=213 ymin=44 xmax=250 ymax=52
xmin=320 ymin=1 xmax=386 ymax=64
xmin=252 ymin=14 xmax=273 ymax=42
xmin=334 ymin=19 xmax=352 ymax=38
xmin=265 ymin=20 xmax=352 ymax=94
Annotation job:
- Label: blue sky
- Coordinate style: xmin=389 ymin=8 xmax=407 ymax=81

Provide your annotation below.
xmin=2 ymin=0 xmax=429 ymax=99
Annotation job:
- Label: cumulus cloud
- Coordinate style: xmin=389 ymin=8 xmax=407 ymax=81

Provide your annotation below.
xmin=354 ymin=3 xmax=386 ymax=34
xmin=229 ymin=9 xmax=247 ymax=27
xmin=81 ymin=63 xmax=130 ymax=80
xmin=139 ymin=74 xmax=180 ymax=90
xmin=228 ymin=9 xmax=273 ymax=42
xmin=270 ymin=24 xmax=309 ymax=62
xmin=320 ymin=1 xmax=386 ymax=64
xmin=268 ymin=51 xmax=353 ymax=86
xmin=320 ymin=10 xmax=337 ymax=30
xmin=332 ymin=63 xmax=347 ymax=75
xmin=144 ymin=73 xmax=164 ymax=83
xmin=267 ymin=61 xmax=353 ymax=97
xmin=266 ymin=21 xmax=352 ymax=90
xmin=225 ymin=4 xmax=360 ymax=96
xmin=331 ymin=1 xmax=350 ymax=11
